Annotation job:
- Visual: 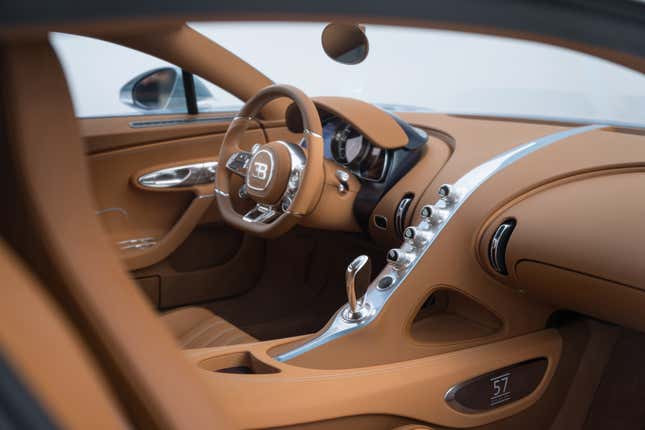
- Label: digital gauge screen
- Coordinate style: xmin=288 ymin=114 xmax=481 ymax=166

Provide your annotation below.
xmin=330 ymin=123 xmax=368 ymax=166
xmin=322 ymin=118 xmax=389 ymax=182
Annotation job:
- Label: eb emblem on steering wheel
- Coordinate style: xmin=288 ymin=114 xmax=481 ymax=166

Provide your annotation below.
xmin=247 ymin=149 xmax=274 ymax=191
xmin=252 ymin=162 xmax=268 ymax=180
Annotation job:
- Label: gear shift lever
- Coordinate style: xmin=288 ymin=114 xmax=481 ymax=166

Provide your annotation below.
xmin=343 ymin=255 xmax=372 ymax=322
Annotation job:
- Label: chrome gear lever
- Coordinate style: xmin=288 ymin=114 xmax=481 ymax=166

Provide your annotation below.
xmin=342 ymin=255 xmax=372 ymax=322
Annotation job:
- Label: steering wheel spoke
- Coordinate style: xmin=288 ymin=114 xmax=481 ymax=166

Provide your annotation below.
xmin=225 ymin=151 xmax=252 ymax=177
xmin=242 ymin=203 xmax=280 ymax=224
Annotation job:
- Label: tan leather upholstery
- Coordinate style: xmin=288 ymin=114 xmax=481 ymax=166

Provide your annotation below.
xmin=0 ymin=240 xmax=128 ymax=430
xmin=4 ymin=39 xmax=233 ymax=429
xmin=162 ymin=307 xmax=256 ymax=348
xmin=391 ymin=426 xmax=433 ymax=430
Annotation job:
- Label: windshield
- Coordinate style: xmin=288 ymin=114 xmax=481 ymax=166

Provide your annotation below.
xmin=191 ymin=22 xmax=645 ymax=127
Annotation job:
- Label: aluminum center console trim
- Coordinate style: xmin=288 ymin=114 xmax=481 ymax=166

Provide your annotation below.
xmin=275 ymin=124 xmax=604 ymax=362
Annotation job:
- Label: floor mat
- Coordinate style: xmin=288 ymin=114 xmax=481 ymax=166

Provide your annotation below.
xmin=202 ymin=227 xmax=386 ymax=340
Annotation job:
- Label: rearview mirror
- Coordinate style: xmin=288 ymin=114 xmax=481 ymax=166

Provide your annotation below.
xmin=321 ymin=23 xmax=369 ymax=65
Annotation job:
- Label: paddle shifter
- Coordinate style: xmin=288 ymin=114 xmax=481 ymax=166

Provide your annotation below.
xmin=342 ymin=255 xmax=372 ymax=322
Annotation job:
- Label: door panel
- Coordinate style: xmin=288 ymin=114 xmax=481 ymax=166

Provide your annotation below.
xmin=88 ymin=124 xmax=263 ymax=254
xmin=133 ymin=224 xmax=264 ymax=308
xmin=82 ymin=113 xmax=243 ymax=153
xmin=83 ymin=114 xmax=270 ymax=307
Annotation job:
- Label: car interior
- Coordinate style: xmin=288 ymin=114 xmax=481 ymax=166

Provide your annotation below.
xmin=1 ymin=2 xmax=645 ymax=429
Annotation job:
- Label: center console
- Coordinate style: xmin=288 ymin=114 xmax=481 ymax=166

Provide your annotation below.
xmin=188 ymin=190 xmax=563 ymax=428
xmin=184 ymin=123 xmax=619 ymax=428
xmin=190 ymin=328 xmax=561 ymax=429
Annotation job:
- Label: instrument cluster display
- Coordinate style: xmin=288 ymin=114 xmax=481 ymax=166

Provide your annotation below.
xmin=323 ymin=118 xmax=388 ymax=181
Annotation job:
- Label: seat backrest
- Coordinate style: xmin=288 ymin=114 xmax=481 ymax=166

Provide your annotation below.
xmin=0 ymin=239 xmax=128 ymax=429
xmin=0 ymin=37 xmax=231 ymax=430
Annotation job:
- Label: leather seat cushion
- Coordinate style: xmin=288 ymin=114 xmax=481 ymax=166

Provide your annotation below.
xmin=161 ymin=306 xmax=256 ymax=349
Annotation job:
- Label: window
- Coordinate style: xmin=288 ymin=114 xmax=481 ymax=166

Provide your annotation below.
xmin=191 ymin=22 xmax=645 ymax=127
xmin=50 ymin=33 xmax=242 ymax=118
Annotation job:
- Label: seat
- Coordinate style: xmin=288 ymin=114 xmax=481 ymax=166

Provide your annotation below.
xmin=161 ymin=306 xmax=256 ymax=349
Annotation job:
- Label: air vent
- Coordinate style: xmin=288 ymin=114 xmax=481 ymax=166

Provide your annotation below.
xmin=394 ymin=193 xmax=414 ymax=239
xmin=488 ymin=219 xmax=516 ymax=275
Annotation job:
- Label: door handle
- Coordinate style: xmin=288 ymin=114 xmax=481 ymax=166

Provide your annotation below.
xmin=138 ymin=161 xmax=217 ymax=189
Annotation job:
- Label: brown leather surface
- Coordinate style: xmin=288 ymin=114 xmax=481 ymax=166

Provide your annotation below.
xmin=190 ymin=328 xmax=562 ymax=429
xmin=246 ymin=141 xmax=292 ymax=205
xmin=391 ymin=426 xmax=433 ymax=430
xmin=300 ymin=160 xmax=362 ymax=232
xmin=85 ymin=110 xmax=645 ymax=427
xmin=2 ymin=38 xmax=233 ymax=429
xmin=583 ymin=327 xmax=645 ymax=430
xmin=410 ymin=289 xmax=502 ymax=343
xmin=82 ymin=112 xmax=246 ymax=154
xmin=134 ymin=226 xmax=264 ymax=309
xmin=282 ymin=122 xmax=645 ymax=371
xmin=517 ymin=262 xmax=645 ymax=333
xmin=270 ymin=415 xmax=420 ymax=430
xmin=161 ymin=306 xmax=257 ymax=348
xmin=3 ymin=17 xmax=645 ymax=430
xmin=121 ymin=194 xmax=214 ymax=269
xmin=551 ymin=320 xmax=619 ymax=430
xmin=312 ymin=96 xmax=408 ymax=149
xmin=242 ymin=85 xmax=325 ymax=217
xmin=429 ymin=318 xmax=590 ymax=430
xmin=477 ymin=165 xmax=645 ymax=332
xmin=276 ymin=115 xmax=569 ymax=369
xmin=89 ymin=127 xmax=265 ymax=270
xmin=368 ymin=129 xmax=453 ymax=245
xmin=200 ymin=226 xmax=386 ymax=341
xmin=0 ymin=241 xmax=128 ymax=430
xmin=490 ymin=169 xmax=645 ymax=290
xmin=261 ymin=126 xmax=363 ymax=232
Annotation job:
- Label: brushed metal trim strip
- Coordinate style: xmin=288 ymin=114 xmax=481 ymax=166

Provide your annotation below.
xmin=129 ymin=116 xmax=234 ymax=128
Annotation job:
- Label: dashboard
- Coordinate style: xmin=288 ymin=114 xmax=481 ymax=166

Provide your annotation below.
xmin=322 ymin=117 xmax=388 ymax=181
xmin=286 ymin=100 xmax=428 ymax=232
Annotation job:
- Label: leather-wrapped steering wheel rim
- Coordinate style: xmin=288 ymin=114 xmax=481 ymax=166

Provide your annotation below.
xmin=215 ymin=84 xmax=324 ymax=238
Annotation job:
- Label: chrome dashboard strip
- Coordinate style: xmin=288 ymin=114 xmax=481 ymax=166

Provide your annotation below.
xmin=275 ymin=124 xmax=605 ymax=363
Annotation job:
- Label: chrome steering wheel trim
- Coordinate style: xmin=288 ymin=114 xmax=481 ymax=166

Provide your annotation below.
xmin=228 ymin=140 xmax=307 ymax=225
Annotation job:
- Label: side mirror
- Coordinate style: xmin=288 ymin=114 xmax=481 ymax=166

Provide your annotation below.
xmin=120 ymin=67 xmax=180 ymax=111
xmin=321 ymin=23 xmax=369 ymax=65
xmin=120 ymin=67 xmax=215 ymax=112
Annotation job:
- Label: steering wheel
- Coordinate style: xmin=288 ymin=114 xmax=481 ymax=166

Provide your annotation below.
xmin=215 ymin=84 xmax=324 ymax=238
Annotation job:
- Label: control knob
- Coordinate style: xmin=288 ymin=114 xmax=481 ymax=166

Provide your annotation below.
xmin=386 ymin=248 xmax=414 ymax=270
xmin=420 ymin=204 xmax=448 ymax=224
